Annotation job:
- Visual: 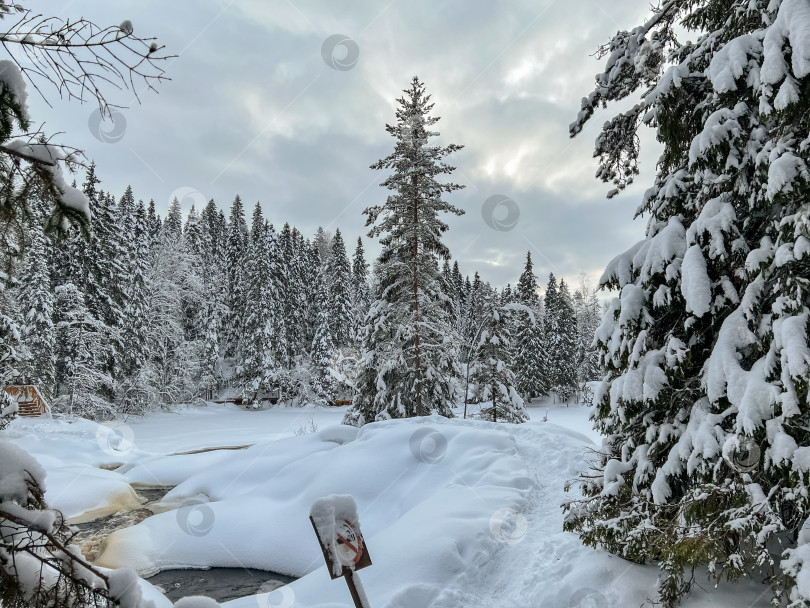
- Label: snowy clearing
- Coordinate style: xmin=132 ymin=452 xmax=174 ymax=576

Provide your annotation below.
xmin=4 ymin=401 xmax=771 ymax=607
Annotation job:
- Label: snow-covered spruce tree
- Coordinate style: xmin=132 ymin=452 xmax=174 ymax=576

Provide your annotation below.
xmin=327 ymin=228 xmax=353 ymax=348
xmin=223 ymin=195 xmax=248 ymax=358
xmin=53 ymin=282 xmax=114 ymax=420
xmin=554 ymin=279 xmax=578 ymax=402
xmin=279 ymin=222 xmax=303 ymax=370
xmin=350 ymin=236 xmax=371 ymax=347
xmin=181 ymin=204 xmax=207 ymax=342
xmin=17 ymin=203 xmax=55 ymax=396
xmin=311 ymin=265 xmax=338 ymax=405
xmin=118 ymin=199 xmax=151 ymax=411
xmin=564 ymin=1 xmax=810 ymax=605
xmin=542 ymin=273 xmax=561 ymax=394
xmin=0 ymin=310 xmax=21 ymax=429
xmin=513 ymin=251 xmax=546 ymax=400
xmin=461 ymin=271 xmax=489 ymax=351
xmin=198 ymin=199 xmax=228 ymax=399
xmin=71 ymin=170 xmax=124 ymax=399
xmin=146 ymin=198 xmax=161 ymax=242
xmin=301 ymin=234 xmax=321 ymax=349
xmin=89 ymin=177 xmax=126 ymax=331
xmin=199 ymin=301 xmax=222 ymax=401
xmin=543 ymin=273 xmax=578 ymax=402
xmin=239 ymin=204 xmax=281 ymax=402
xmin=344 ymin=76 xmax=465 ymax=426
xmin=470 ymin=296 xmax=528 ymax=424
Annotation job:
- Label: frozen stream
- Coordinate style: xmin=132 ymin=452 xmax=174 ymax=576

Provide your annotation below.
xmin=73 ymin=486 xmax=296 ymax=604
xmin=145 ymin=568 xmax=295 ymax=604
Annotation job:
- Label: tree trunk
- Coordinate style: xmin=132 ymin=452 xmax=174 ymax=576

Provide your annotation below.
xmin=411 ymin=174 xmax=422 ymax=417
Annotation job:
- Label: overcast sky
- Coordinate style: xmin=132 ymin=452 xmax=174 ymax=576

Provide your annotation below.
xmin=22 ymin=0 xmax=662 ymax=291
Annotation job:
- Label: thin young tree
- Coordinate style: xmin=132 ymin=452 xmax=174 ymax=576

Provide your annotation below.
xmin=469 ymin=295 xmax=528 ymax=424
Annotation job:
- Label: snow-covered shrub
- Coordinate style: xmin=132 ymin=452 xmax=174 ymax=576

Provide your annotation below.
xmin=0 ymin=440 xmax=117 ymax=606
xmin=0 ymin=389 xmax=17 ymax=430
xmin=50 ymin=392 xmax=116 ymax=421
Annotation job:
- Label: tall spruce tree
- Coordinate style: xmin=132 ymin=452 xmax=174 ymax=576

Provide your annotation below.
xmin=121 ymin=200 xmax=150 ymax=377
xmin=326 ymin=229 xmax=353 ymax=348
xmin=345 ymin=76 xmax=465 ymax=425
xmin=564 ymin=1 xmax=810 ymax=605
xmin=146 ymin=199 xmax=161 ymax=242
xmin=543 ymin=273 xmax=561 ymax=391
xmin=279 ymin=222 xmax=302 ymax=369
xmin=311 ymin=265 xmax=337 ymax=404
xmin=223 ymin=195 xmax=248 ymax=358
xmin=513 ymin=251 xmax=545 ymax=400
xmin=17 ymin=205 xmax=55 ymax=397
xmin=240 ymin=204 xmax=281 ymax=400
xmin=350 ymin=237 xmax=371 ymax=347
xmin=554 ymin=279 xmax=578 ymax=402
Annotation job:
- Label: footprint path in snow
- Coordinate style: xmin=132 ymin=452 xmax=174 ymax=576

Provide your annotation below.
xmin=441 ymin=422 xmax=773 ymax=608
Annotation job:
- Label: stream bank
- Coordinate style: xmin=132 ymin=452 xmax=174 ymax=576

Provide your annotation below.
xmin=73 ymin=485 xmax=297 ymax=603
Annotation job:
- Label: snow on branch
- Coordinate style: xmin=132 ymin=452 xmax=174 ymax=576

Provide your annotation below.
xmin=0 ymin=6 xmax=174 ymax=113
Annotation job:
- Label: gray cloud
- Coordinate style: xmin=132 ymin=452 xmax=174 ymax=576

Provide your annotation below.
xmin=22 ymin=0 xmax=660 ymax=289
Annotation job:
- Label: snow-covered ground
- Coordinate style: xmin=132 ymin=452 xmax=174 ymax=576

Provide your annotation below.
xmin=4 ymin=401 xmax=771 ymax=607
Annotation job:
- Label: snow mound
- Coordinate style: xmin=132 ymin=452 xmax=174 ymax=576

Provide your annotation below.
xmin=95 ymin=417 xmax=536 ymax=605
